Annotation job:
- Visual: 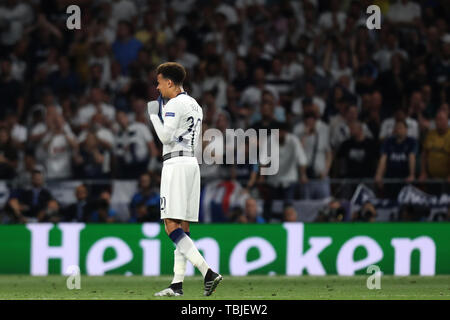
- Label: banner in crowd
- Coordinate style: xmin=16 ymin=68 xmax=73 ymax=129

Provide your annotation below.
xmin=0 ymin=222 xmax=449 ymax=276
xmin=350 ymin=184 xmax=450 ymax=221
xmin=351 ymin=184 xmax=450 ymax=208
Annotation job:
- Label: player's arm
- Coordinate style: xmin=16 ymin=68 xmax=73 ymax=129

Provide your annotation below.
xmin=147 ymin=100 xmax=179 ymax=145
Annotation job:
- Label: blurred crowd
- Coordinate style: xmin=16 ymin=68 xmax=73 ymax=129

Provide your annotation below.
xmin=0 ymin=0 xmax=450 ymax=223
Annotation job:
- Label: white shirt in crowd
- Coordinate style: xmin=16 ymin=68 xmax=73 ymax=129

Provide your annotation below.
xmin=379 ymin=117 xmax=419 ymax=140
xmin=42 ymin=126 xmax=76 ymax=179
xmin=75 ymin=103 xmax=116 ymax=127
xmin=110 ymin=0 xmax=138 ymax=28
xmin=294 ymin=121 xmax=331 ymax=177
xmin=0 ymin=1 xmax=33 ymax=46
xmin=386 ymin=0 xmax=421 ymax=24
xmin=318 ymin=11 xmax=347 ymax=32
xmin=267 ymin=133 xmax=307 ymax=188
xmin=88 ymin=55 xmax=111 ymax=89
xmin=78 ymin=127 xmax=115 ymax=147
xmin=291 ymin=96 xmax=326 ymax=117
xmin=330 ymin=121 xmax=374 ymax=150
xmin=115 ymin=122 xmax=155 ymax=163
xmin=11 ymin=123 xmax=27 ymax=144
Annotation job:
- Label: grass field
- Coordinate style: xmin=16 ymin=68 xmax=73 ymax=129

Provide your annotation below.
xmin=1 ymin=275 xmax=450 ymax=300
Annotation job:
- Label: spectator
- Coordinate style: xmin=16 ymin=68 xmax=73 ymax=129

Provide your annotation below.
xmin=251 ymin=90 xmax=285 ymax=125
xmin=419 ymin=110 xmax=450 ymax=194
xmin=112 ymin=20 xmax=142 ymax=75
xmin=361 ymin=91 xmax=383 ymax=139
xmin=295 ymin=54 xmax=329 ymax=96
xmin=251 ymin=100 xmax=283 ymax=133
xmin=47 ymin=56 xmax=81 ymax=97
xmin=63 ymin=184 xmax=94 ymax=222
xmin=295 ymin=112 xmax=332 ymax=200
xmin=407 ymin=90 xmax=432 ymax=137
xmin=88 ymin=190 xmax=117 ymax=223
xmin=107 ymin=60 xmax=131 ymax=106
xmin=4 ymin=166 xmax=52 ymax=223
xmin=4 ymin=110 xmax=27 ymax=149
xmin=330 ymin=104 xmax=373 ymax=151
xmin=354 ymin=45 xmax=378 ymax=97
xmin=88 ymin=41 xmax=112 ymax=89
xmin=386 ymin=0 xmax=422 ymax=27
xmin=114 ymin=111 xmax=154 ymax=179
xmin=237 ymin=197 xmax=265 ymax=224
xmin=0 ymin=125 xmax=18 ymax=179
xmin=265 ymin=57 xmax=293 ymax=100
xmin=375 ymin=120 xmax=418 ymax=198
xmin=375 ymin=53 xmax=407 ymax=116
xmin=129 ymin=173 xmax=160 ymax=222
xmin=337 ymin=121 xmax=378 ymax=179
xmin=282 ymin=205 xmax=298 ymax=222
xmin=291 ymin=81 xmax=326 ymax=119
xmin=315 ymin=199 xmax=346 ymax=222
xmin=41 ymin=114 xmax=78 ymax=179
xmin=74 ymin=87 xmax=116 ymax=131
xmin=352 ymin=201 xmax=377 ymax=222
xmin=261 ymin=122 xmax=307 ymax=221
xmin=38 ymin=199 xmax=62 ymax=223
xmin=232 ymin=57 xmax=251 ymax=93
xmin=230 ymin=139 xmax=259 ymax=195
xmin=78 ymin=113 xmax=115 ymax=155
xmin=0 ymin=56 xmax=24 ymax=119
xmin=318 ymin=0 xmax=347 ymax=32
xmin=73 ymin=132 xmax=110 ymax=179
xmin=379 ymin=108 xmax=419 ymax=140
xmin=240 ymin=67 xmax=277 ymax=114
xmin=13 ymin=148 xmax=36 ymax=189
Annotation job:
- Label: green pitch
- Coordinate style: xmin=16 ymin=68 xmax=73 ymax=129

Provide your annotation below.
xmin=0 ymin=275 xmax=449 ymax=300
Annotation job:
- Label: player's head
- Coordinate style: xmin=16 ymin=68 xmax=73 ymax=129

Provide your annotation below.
xmin=156 ymin=62 xmax=186 ymax=98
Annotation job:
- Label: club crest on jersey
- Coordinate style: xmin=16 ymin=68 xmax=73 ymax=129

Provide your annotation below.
xmin=165 ymin=112 xmax=175 ymax=117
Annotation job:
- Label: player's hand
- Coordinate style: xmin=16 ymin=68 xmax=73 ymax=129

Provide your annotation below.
xmin=147 ymin=100 xmax=160 ymax=115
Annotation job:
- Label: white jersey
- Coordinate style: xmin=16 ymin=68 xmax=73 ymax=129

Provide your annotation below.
xmin=159 ymin=92 xmax=203 ymax=156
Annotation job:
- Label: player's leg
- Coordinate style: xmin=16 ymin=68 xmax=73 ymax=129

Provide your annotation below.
xmin=154 ymin=219 xmax=186 ymax=297
xmin=164 ymin=218 xmax=222 ymax=296
xmin=171 ymin=221 xmax=190 ymax=286
xmin=164 ymin=218 xmax=210 ymax=276
xmin=187 ymin=163 xmax=223 ymax=296
xmin=154 ymin=220 xmax=194 ymax=297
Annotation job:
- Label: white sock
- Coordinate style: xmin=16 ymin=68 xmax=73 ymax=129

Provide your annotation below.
xmin=171 ymin=248 xmax=187 ymax=284
xmin=176 ymin=234 xmax=209 ymax=277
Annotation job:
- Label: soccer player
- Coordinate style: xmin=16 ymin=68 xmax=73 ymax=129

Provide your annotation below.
xmin=147 ymin=62 xmax=223 ymax=297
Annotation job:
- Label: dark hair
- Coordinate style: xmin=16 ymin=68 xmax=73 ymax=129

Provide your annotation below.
xmin=118 ymin=19 xmax=134 ymax=34
xmin=395 ymin=119 xmax=408 ymax=128
xmin=156 ymin=62 xmax=186 ymax=86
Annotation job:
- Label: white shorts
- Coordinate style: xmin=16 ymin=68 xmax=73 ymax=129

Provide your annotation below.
xmin=160 ymin=156 xmax=201 ymax=222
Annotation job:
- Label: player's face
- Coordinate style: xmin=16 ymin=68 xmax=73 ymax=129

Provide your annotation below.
xmin=156 ymin=74 xmax=171 ymax=98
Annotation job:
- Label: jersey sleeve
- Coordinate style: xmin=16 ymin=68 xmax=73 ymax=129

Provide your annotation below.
xmin=150 ymin=100 xmax=181 ymax=145
xmin=162 ymin=100 xmax=182 ymax=130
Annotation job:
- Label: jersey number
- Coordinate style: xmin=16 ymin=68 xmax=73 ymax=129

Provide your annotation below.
xmin=178 ymin=116 xmax=201 ymax=147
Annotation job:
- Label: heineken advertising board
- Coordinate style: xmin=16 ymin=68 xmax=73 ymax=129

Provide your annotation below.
xmin=0 ymin=223 xmax=449 ymax=276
